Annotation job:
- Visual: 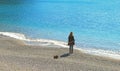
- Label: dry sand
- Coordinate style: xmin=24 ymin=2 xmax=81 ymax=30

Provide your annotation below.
xmin=0 ymin=35 xmax=120 ymax=71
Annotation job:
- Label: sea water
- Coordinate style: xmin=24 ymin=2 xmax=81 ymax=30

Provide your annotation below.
xmin=0 ymin=0 xmax=120 ymax=59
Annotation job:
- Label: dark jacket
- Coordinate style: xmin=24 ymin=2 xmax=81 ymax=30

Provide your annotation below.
xmin=68 ymin=36 xmax=75 ymax=45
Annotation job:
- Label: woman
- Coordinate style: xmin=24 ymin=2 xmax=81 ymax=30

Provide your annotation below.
xmin=68 ymin=32 xmax=75 ymax=54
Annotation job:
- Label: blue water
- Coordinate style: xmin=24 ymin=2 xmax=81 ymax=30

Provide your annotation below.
xmin=0 ymin=0 xmax=120 ymax=51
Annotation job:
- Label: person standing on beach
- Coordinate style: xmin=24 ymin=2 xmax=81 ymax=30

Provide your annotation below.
xmin=68 ymin=32 xmax=75 ymax=54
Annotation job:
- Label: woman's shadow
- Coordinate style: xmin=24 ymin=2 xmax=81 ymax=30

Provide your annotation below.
xmin=60 ymin=53 xmax=70 ymax=58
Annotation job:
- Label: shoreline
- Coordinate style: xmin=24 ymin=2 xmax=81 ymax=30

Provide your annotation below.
xmin=0 ymin=36 xmax=120 ymax=71
xmin=0 ymin=31 xmax=120 ymax=60
xmin=0 ymin=34 xmax=120 ymax=71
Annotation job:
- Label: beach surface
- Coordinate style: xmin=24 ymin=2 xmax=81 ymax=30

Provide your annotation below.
xmin=0 ymin=35 xmax=120 ymax=71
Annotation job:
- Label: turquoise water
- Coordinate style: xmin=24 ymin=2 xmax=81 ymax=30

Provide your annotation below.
xmin=0 ymin=0 xmax=120 ymax=51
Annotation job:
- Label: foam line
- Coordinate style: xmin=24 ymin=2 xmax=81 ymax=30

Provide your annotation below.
xmin=0 ymin=32 xmax=68 ymax=47
xmin=81 ymin=48 xmax=120 ymax=59
xmin=0 ymin=32 xmax=26 ymax=40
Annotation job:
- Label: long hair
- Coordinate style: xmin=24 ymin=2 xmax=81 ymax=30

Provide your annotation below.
xmin=69 ymin=32 xmax=73 ymax=37
xmin=68 ymin=32 xmax=75 ymax=45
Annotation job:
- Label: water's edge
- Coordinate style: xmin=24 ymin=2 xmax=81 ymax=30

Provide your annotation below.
xmin=0 ymin=32 xmax=120 ymax=60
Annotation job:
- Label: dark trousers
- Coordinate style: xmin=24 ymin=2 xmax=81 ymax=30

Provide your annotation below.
xmin=69 ymin=45 xmax=73 ymax=54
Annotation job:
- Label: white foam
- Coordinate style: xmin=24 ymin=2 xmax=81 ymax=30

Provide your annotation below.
xmin=0 ymin=32 xmax=68 ymax=47
xmin=26 ymin=38 xmax=68 ymax=47
xmin=81 ymin=48 xmax=120 ymax=60
xmin=74 ymin=47 xmax=120 ymax=59
xmin=0 ymin=32 xmax=26 ymax=40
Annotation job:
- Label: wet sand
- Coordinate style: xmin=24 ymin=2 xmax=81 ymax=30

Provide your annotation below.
xmin=0 ymin=35 xmax=120 ymax=71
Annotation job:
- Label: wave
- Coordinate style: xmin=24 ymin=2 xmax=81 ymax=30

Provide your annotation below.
xmin=0 ymin=32 xmax=120 ymax=60
xmin=0 ymin=32 xmax=26 ymax=40
xmin=0 ymin=32 xmax=68 ymax=47
xmin=80 ymin=48 xmax=120 ymax=60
